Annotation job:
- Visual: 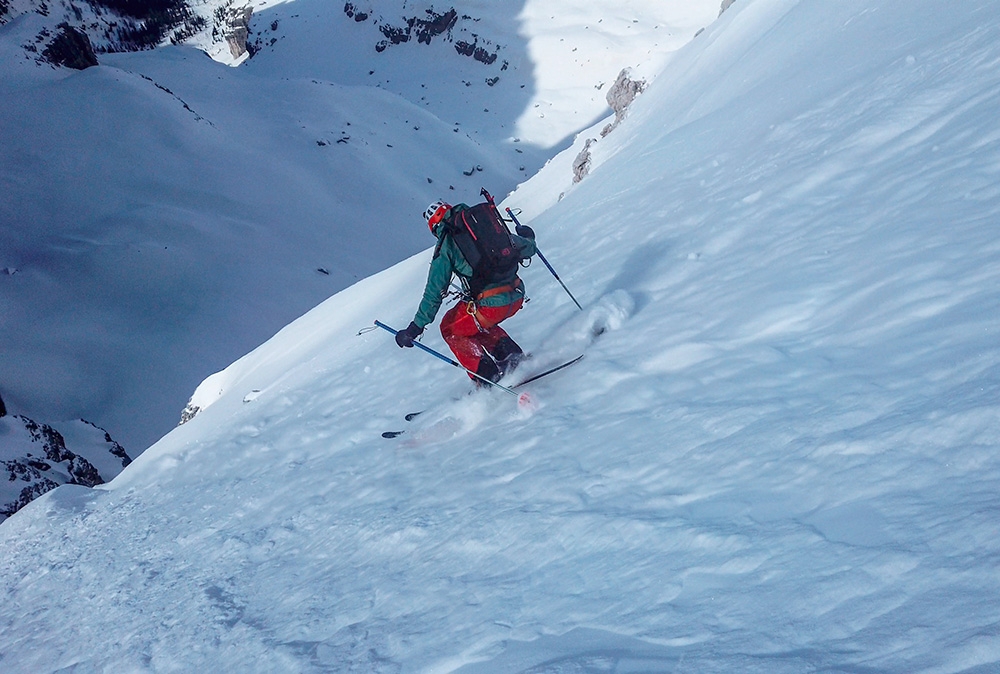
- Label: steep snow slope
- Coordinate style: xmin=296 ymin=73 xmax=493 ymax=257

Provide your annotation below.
xmin=2 ymin=0 xmax=1000 ymax=672
xmin=0 ymin=18 xmax=507 ymax=453
xmin=0 ymin=0 xmax=718 ymax=459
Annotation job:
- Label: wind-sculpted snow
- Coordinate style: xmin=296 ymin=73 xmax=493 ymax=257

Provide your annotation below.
xmin=2 ymin=0 xmax=1000 ymax=672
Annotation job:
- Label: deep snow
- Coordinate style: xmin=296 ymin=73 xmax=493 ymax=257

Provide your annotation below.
xmin=2 ymin=0 xmax=1000 ymax=672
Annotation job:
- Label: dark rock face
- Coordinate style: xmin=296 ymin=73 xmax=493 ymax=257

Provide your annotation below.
xmin=413 ymin=7 xmax=457 ymax=44
xmin=90 ymin=0 xmax=205 ymax=49
xmin=40 ymin=23 xmax=99 ymax=69
xmin=179 ymin=401 xmax=200 ymax=425
xmin=1 ymin=475 xmax=60 ymax=519
xmin=367 ymin=6 xmax=458 ymax=50
xmin=13 ymin=0 xmax=207 ymax=62
xmin=341 ymin=4 xmax=501 ymax=71
xmin=19 ymin=417 xmax=103 ymax=488
xmin=455 ymin=38 xmax=498 ymax=65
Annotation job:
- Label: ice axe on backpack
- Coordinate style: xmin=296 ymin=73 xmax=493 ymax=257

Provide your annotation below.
xmin=505 ymin=207 xmax=583 ymax=311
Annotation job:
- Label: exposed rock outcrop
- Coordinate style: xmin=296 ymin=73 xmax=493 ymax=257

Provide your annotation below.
xmin=572 ymin=67 xmax=647 ymax=184
xmin=1 ymin=413 xmax=131 ymax=523
xmin=40 ymin=22 xmax=98 ymax=69
xmin=601 ymin=67 xmax=646 ymax=137
xmin=224 ymin=4 xmax=253 ymax=59
xmin=179 ymin=401 xmax=200 ymax=425
xmin=9 ymin=0 xmax=206 ymax=61
xmin=338 ymin=4 xmax=505 ymax=78
xmin=573 ymin=138 xmax=597 ymax=184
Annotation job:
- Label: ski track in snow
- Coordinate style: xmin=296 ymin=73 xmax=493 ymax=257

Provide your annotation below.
xmin=3 ymin=0 xmax=1000 ymax=672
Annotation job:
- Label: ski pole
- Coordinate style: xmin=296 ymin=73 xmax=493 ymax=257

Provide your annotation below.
xmin=505 ymin=208 xmax=583 ymax=311
xmin=373 ymin=320 xmax=520 ymax=396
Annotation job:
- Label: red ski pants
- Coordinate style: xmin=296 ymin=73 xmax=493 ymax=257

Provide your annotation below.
xmin=440 ymin=298 xmax=524 ymax=376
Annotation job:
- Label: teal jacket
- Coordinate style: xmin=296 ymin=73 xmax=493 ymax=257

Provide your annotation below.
xmin=413 ymin=204 xmax=537 ymax=329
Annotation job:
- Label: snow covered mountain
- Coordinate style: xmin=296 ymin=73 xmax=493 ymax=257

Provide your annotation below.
xmin=0 ymin=407 xmax=131 ymax=523
xmin=0 ymin=0 xmax=719 ymax=477
xmin=2 ymin=0 xmax=999 ymax=671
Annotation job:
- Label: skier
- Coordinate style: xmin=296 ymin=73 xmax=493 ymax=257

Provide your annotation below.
xmin=394 ymin=197 xmax=537 ymax=384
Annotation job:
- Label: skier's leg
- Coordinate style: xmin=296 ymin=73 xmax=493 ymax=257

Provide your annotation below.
xmin=440 ymin=304 xmax=496 ymax=380
xmin=479 ymin=325 xmax=518 ymax=358
xmin=475 ymin=299 xmax=526 ymax=377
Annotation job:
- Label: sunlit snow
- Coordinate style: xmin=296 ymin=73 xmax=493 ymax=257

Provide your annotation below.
xmin=2 ymin=0 xmax=1000 ymax=672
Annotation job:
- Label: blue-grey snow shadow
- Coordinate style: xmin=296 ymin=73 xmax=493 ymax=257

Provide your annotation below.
xmin=597 ymin=238 xmax=674 ymax=316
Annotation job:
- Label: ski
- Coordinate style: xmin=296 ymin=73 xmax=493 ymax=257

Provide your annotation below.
xmin=513 ymin=354 xmax=584 ymax=388
xmin=381 ymin=355 xmax=583 ymax=439
xmin=381 ymin=411 xmax=423 ymax=438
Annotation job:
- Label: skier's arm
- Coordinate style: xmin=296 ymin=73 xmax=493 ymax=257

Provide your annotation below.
xmin=511 ymin=232 xmax=537 ymax=260
xmin=413 ymin=246 xmax=455 ymax=329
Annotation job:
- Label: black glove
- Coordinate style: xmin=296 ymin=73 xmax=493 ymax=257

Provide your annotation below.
xmin=395 ymin=321 xmax=423 ymax=348
xmin=515 ymin=224 xmax=535 ymax=239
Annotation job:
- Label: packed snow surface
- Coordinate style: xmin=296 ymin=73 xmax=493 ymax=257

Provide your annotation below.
xmin=3 ymin=0 xmax=1000 ymax=672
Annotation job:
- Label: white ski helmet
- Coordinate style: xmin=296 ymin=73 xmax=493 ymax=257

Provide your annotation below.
xmin=423 ymin=200 xmax=450 ymax=232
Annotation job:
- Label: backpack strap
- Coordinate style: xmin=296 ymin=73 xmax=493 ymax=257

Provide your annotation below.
xmin=431 ymin=212 xmax=453 ymax=259
xmin=476 ymin=282 xmax=517 ymax=301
